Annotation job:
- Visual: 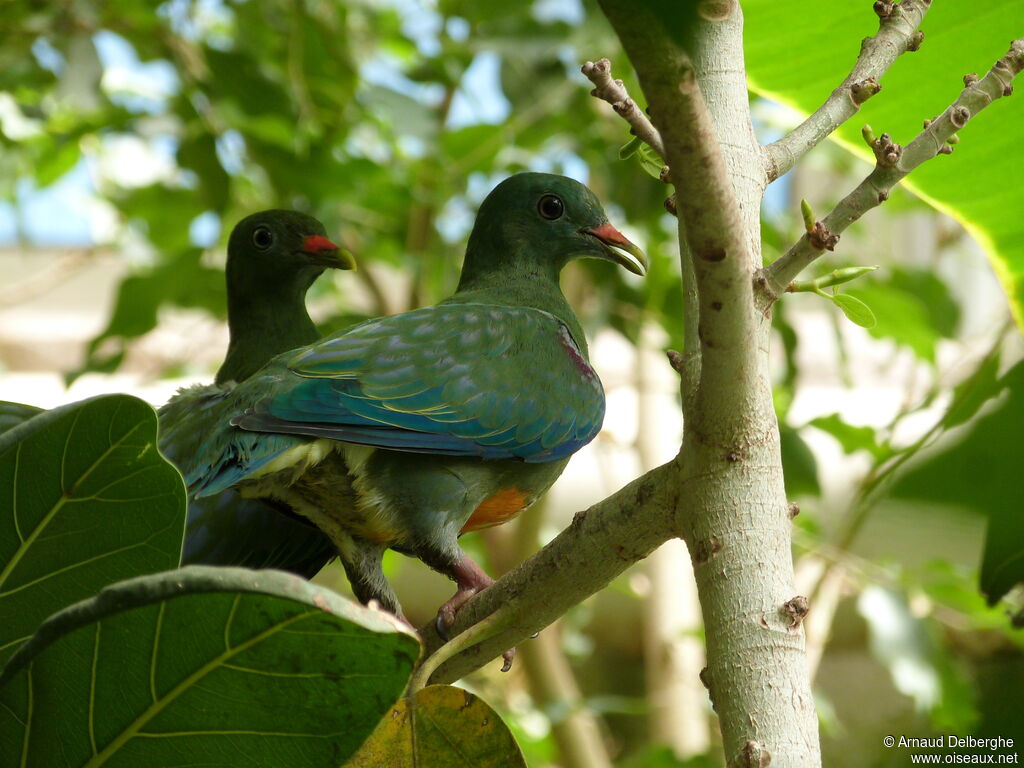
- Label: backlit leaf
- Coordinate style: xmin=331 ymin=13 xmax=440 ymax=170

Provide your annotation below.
xmin=0 ymin=566 xmax=421 ymax=767
xmin=0 ymin=395 xmax=184 ymax=665
xmin=346 ymin=684 xmax=525 ymax=768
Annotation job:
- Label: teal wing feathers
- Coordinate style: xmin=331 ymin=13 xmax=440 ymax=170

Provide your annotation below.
xmin=236 ymin=304 xmax=606 ymax=462
xmin=158 ymin=382 xmax=320 ymax=532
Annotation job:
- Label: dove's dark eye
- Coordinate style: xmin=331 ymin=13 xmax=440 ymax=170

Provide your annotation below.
xmin=537 ymin=194 xmax=564 ymax=220
xmin=252 ymin=226 xmax=274 ymax=249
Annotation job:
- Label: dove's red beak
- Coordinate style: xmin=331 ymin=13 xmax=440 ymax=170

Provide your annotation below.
xmin=582 ymin=223 xmax=647 ymax=275
xmin=301 ymin=235 xmax=356 ymax=270
xmin=302 ymin=235 xmax=339 ymax=254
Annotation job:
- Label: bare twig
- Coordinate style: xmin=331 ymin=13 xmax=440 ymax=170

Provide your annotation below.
xmin=582 ymin=58 xmax=667 ymax=160
xmin=763 ymin=0 xmax=932 ymax=181
xmin=761 ymin=38 xmax=1024 ymax=301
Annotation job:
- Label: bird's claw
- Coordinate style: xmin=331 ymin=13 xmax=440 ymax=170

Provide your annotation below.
xmin=434 ymin=612 xmax=450 ymax=642
xmin=434 ymin=603 xmax=517 ymax=673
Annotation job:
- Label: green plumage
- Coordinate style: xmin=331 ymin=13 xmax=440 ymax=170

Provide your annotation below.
xmin=176 ymin=174 xmax=646 ymax=653
xmin=159 ymin=210 xmax=354 ymax=575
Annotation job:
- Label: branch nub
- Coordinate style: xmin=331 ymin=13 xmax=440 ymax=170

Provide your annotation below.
xmin=873 ymin=0 xmax=896 ymax=20
xmin=735 ymin=740 xmax=772 ymax=768
xmin=783 ymin=596 xmax=810 ymax=630
xmin=666 ymin=349 xmax=685 ymax=374
xmin=808 ymin=221 xmax=839 ymax=252
xmin=951 ymin=105 xmax=970 ymax=129
xmin=851 ymin=77 xmax=882 ymax=105
xmin=871 ymin=132 xmax=903 ymax=167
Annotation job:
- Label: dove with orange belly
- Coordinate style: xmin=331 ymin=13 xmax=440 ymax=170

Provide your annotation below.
xmin=176 ymin=173 xmax=646 ymax=666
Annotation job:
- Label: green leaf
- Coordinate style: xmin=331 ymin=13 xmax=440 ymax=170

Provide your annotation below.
xmin=847 ymin=282 xmax=941 ymax=362
xmin=892 ymin=361 xmax=1024 ymax=604
xmin=177 ymin=129 xmax=230 ymax=212
xmin=33 ymin=137 xmax=81 ymax=187
xmin=0 ymin=566 xmax=421 ymax=767
xmin=618 ymin=135 xmax=642 ymax=160
xmin=635 ymin=142 xmax=664 ymax=180
xmin=888 ymin=268 xmax=960 ymax=339
xmin=0 ymin=401 xmax=43 ymax=436
xmin=746 ymin=1 xmax=1024 ymax=326
xmin=808 ymin=413 xmax=887 ymax=460
xmin=345 ymin=684 xmax=525 ymax=768
xmin=942 ymin=348 xmax=1004 ymax=429
xmin=442 ymin=124 xmax=504 ymax=172
xmin=779 ymin=424 xmax=820 ymax=497
xmin=73 ymin=248 xmax=224 ymax=381
xmin=829 ymin=292 xmax=876 ymax=329
xmin=858 ymin=584 xmax=976 ymax=726
xmin=0 ymin=395 xmax=185 ymax=665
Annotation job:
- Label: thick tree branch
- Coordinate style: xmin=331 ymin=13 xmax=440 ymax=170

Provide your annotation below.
xmin=598 ymin=4 xmax=822 ymax=765
xmin=419 ymin=461 xmax=679 ymax=683
xmin=582 ymin=58 xmax=667 ymax=160
xmin=763 ymin=0 xmax=931 ymax=182
xmin=597 ymin=2 xmax=758 ymax=442
xmin=761 ymin=38 xmax=1024 ymax=302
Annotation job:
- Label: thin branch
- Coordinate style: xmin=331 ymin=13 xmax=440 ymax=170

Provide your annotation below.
xmin=761 ymin=38 xmax=1024 ymax=301
xmin=763 ymin=0 xmax=932 ymax=182
xmin=418 ymin=461 xmax=679 ymax=683
xmin=582 ymin=58 xmax=667 ymax=160
xmin=408 ymin=599 xmax=515 ymax=694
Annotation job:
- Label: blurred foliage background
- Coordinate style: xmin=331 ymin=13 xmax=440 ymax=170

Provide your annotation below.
xmin=1 ymin=1 xmax=1022 ymax=766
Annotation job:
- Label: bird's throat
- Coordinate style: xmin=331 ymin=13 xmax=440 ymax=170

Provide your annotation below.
xmin=216 ymin=289 xmax=320 ymax=384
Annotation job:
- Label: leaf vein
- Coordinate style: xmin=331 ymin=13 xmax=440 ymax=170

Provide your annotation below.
xmin=12 ymin=443 xmax=23 ymax=543
xmin=0 ymin=416 xmax=152 ymax=590
xmin=89 ymin=622 xmax=100 ymax=756
xmin=21 ymin=662 xmax=34 ymax=768
xmin=83 ymin=609 xmax=320 ymax=767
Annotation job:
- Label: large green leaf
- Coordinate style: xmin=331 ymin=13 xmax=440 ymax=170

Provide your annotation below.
xmin=0 ymin=401 xmax=43 ymax=436
xmin=0 ymin=566 xmax=421 ymax=767
xmin=0 ymin=395 xmax=185 ymax=665
xmin=345 ymin=684 xmax=526 ymax=768
xmin=891 ymin=360 xmax=1024 ymax=604
xmin=746 ymin=1 xmax=1024 ymax=325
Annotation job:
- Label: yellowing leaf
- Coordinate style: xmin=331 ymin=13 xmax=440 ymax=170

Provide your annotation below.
xmin=346 ymin=684 xmax=526 ymax=768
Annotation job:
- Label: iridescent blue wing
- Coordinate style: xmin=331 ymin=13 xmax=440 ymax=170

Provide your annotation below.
xmin=236 ymin=304 xmax=605 ymax=463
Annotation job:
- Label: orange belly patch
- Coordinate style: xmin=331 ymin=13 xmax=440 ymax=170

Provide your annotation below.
xmin=461 ymin=488 xmax=529 ymax=533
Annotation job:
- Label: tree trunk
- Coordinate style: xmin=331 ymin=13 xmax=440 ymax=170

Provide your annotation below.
xmin=597 ymin=2 xmax=821 ymax=764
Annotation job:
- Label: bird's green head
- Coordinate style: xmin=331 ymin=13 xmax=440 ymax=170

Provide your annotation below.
xmin=460 ymin=172 xmax=646 ymax=288
xmin=226 ymin=210 xmax=356 ymax=296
